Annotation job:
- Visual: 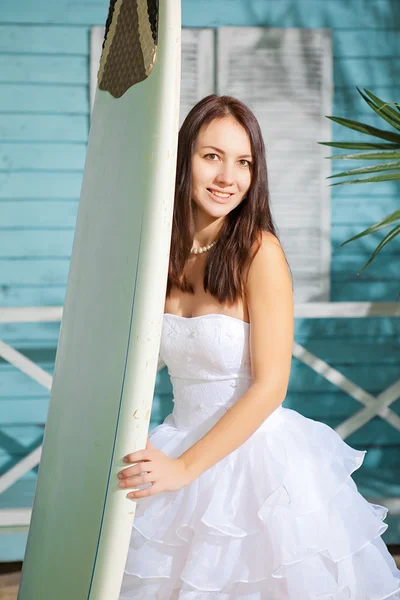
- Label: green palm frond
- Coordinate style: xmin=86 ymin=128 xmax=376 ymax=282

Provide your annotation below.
xmin=320 ymin=88 xmax=400 ymax=271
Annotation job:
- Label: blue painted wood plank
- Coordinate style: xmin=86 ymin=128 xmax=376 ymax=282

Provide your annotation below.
xmin=334 ymin=58 xmax=400 ymax=88
xmin=0 ymin=200 xmax=77 ymax=228
xmin=0 ymin=144 xmax=86 ymax=170
xmin=294 ymin=317 xmax=400 ymax=338
xmin=331 ymin=281 xmax=400 ymax=302
xmin=0 ymin=172 xmax=83 ymax=199
xmin=0 ymin=286 xmax=64 ymax=306
xmin=0 ymin=533 xmax=27 ymax=562
xmin=0 ymin=323 xmax=61 ymax=345
xmin=332 ymin=254 xmax=400 ymax=281
xmin=0 ymin=55 xmax=88 ymax=84
xmin=0 ymin=84 xmax=88 ymax=114
xmin=332 ymin=197 xmax=399 ymax=226
xmin=0 ymin=25 xmax=88 ymax=55
xmin=0 ymin=0 xmax=108 ymax=25
xmin=0 ymin=0 xmax=398 ymax=28
xmin=0 ymin=230 xmax=74 ymax=257
xmin=0 ymin=258 xmax=71 ymax=284
xmin=0 ymin=114 xmax=88 ymax=142
xmin=333 ymin=29 xmax=400 ymax=58
xmin=0 ymin=399 xmax=49 ymax=425
xmin=181 ymin=0 xmax=400 ymax=29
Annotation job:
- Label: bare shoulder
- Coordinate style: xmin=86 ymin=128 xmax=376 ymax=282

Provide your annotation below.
xmin=246 ymin=231 xmax=291 ymax=287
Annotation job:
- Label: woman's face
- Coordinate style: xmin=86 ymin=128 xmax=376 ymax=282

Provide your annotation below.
xmin=191 ymin=116 xmax=253 ymax=219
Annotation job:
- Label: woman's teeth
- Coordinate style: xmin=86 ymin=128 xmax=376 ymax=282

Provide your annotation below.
xmin=209 ymin=189 xmax=231 ymax=198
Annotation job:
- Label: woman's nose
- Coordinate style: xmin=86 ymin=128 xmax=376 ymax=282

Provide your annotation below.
xmin=215 ymin=163 xmax=235 ymax=185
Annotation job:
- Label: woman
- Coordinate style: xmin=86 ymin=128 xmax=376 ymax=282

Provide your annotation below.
xmin=118 ymin=95 xmax=400 ymax=599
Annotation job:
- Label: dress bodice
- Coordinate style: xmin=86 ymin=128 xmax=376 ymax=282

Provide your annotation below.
xmin=160 ymin=313 xmax=283 ymax=433
xmin=161 ymin=313 xmax=252 ymax=381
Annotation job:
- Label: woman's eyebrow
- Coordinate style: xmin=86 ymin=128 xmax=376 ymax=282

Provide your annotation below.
xmin=201 ymin=145 xmax=252 ymax=159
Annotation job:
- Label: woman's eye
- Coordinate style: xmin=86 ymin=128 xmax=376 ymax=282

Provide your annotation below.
xmin=204 ymin=153 xmax=219 ymax=160
xmin=239 ymin=159 xmax=251 ymax=167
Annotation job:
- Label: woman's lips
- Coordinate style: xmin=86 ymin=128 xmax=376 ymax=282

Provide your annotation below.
xmin=207 ymin=188 xmax=234 ymax=203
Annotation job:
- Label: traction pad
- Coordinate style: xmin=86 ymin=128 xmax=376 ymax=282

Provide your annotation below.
xmin=98 ymin=0 xmax=159 ymax=98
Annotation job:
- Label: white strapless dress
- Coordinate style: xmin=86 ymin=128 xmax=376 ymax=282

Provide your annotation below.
xmin=119 ymin=313 xmax=400 ymax=599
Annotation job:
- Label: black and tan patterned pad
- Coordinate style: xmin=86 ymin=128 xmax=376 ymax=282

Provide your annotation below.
xmin=98 ymin=0 xmax=159 ymax=98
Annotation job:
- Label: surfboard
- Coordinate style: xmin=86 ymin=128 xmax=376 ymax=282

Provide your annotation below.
xmin=17 ymin=1 xmax=181 ymax=598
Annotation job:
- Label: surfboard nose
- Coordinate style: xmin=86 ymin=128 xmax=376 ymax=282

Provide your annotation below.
xmin=98 ymin=0 xmax=159 ymax=98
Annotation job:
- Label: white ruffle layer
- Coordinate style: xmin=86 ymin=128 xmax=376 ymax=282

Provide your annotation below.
xmin=120 ymin=408 xmax=400 ymax=599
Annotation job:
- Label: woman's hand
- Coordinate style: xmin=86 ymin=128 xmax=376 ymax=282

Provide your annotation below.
xmin=118 ymin=437 xmax=192 ymax=500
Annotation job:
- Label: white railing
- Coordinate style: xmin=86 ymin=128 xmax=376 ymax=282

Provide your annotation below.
xmin=0 ymin=303 xmax=399 ymax=533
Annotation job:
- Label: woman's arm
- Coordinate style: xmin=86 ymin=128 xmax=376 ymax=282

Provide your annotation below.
xmin=178 ymin=231 xmax=294 ymax=481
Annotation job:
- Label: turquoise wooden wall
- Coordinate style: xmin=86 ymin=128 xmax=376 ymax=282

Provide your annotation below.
xmin=0 ymin=0 xmax=399 ymax=561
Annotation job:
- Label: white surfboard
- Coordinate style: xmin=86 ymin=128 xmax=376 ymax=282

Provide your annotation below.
xmin=17 ymin=1 xmax=181 ymax=598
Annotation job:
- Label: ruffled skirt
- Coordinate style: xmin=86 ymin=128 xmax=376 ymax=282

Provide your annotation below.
xmin=119 ymin=407 xmax=400 ymax=599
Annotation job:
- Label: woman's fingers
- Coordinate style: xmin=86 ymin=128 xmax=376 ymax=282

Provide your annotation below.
xmin=119 ymin=472 xmax=153 ymax=488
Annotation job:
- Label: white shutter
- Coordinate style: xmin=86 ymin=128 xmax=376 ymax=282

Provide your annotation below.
xmin=90 ymin=27 xmax=215 ymax=124
xmin=180 ymin=29 xmax=215 ymax=125
xmin=90 ymin=26 xmax=104 ymax=114
xmin=217 ymin=28 xmax=333 ymax=302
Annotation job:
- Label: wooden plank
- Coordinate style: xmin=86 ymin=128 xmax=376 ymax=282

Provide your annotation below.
xmin=0 ymin=230 xmax=74 ymax=257
xmin=331 ymin=281 xmax=400 ymax=302
xmin=295 ymin=317 xmax=400 ymax=338
xmin=0 ymin=0 xmax=397 ymax=27
xmin=332 ymin=254 xmax=400 ymax=281
xmin=0 ymin=114 xmax=88 ymax=142
xmin=334 ymin=57 xmax=400 ymax=88
xmin=0 ymin=25 xmax=88 ymax=54
xmin=0 ymin=55 xmax=87 ymax=85
xmin=0 ymin=84 xmax=87 ymax=114
xmin=0 ymin=144 xmax=86 ymax=171
xmin=0 ymin=399 xmax=49 ymax=426
xmin=332 ymin=196 xmax=399 ymax=226
xmin=0 ymin=201 xmax=78 ymax=228
xmin=333 ymin=29 xmax=400 ymax=58
xmin=0 ymin=172 xmax=82 ymax=199
xmin=181 ymin=0 xmax=400 ymax=29
xmin=0 ymin=258 xmax=70 ymax=285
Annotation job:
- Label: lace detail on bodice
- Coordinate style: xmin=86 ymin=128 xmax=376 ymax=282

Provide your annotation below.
xmin=160 ymin=313 xmax=283 ymax=433
xmin=160 ymin=313 xmax=252 ymax=381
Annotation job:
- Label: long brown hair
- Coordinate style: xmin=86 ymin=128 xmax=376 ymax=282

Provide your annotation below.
xmin=167 ymin=94 xmax=281 ymax=305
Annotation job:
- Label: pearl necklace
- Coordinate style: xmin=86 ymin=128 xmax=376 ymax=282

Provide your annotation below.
xmin=190 ymin=240 xmax=217 ymax=255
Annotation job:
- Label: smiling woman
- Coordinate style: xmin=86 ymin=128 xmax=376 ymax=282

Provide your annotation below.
xmin=167 ymin=94 xmax=280 ymax=310
xmin=118 ymin=94 xmax=400 ymax=599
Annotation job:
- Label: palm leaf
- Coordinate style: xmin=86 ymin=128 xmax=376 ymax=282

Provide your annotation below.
xmin=329 ymin=171 xmax=400 ymax=186
xmin=328 ymin=160 xmax=400 ymax=179
xmin=361 ymin=89 xmax=400 ymax=124
xmin=357 ymin=88 xmax=400 ymax=131
xmin=320 ymin=141 xmax=400 ymax=150
xmin=329 ymin=151 xmax=400 ymax=160
xmin=340 ymin=210 xmax=400 ymax=245
xmin=348 ymin=223 xmax=400 ymax=273
xmin=326 ymin=116 xmax=400 ymax=143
